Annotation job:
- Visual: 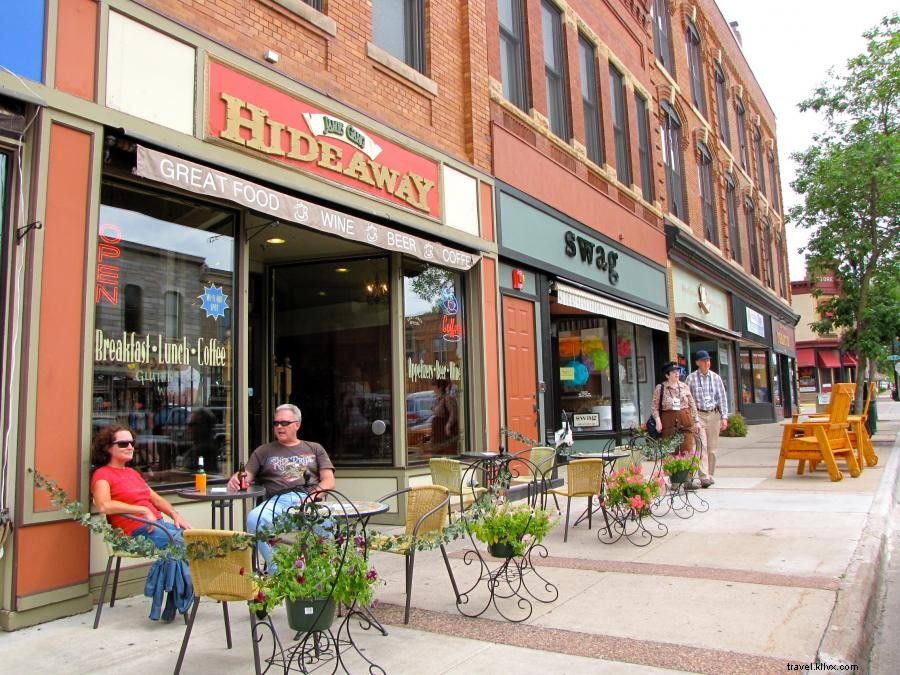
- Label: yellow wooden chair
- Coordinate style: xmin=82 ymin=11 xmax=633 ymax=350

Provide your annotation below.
xmin=429 ymin=458 xmax=487 ymax=520
xmin=174 ymin=529 xmax=271 ymax=675
xmin=369 ymin=485 xmax=460 ymax=624
xmin=776 ymin=386 xmax=860 ymax=481
xmin=509 ymin=446 xmax=557 ymax=508
xmin=848 ymin=382 xmax=878 ymax=467
xmin=547 ymin=459 xmax=604 ymax=542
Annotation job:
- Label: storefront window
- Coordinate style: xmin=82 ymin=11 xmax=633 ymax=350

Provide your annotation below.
xmin=771 ymin=352 xmax=782 ymax=406
xmin=616 ymin=322 xmax=639 ymax=430
xmin=635 ymin=326 xmax=655 ymax=425
xmin=717 ymin=341 xmax=735 ymax=411
xmin=404 ymin=262 xmax=467 ymax=462
xmin=739 ymin=347 xmax=771 ymax=404
xmin=798 ymin=366 xmax=817 ymax=393
xmin=93 ymin=182 xmax=235 ymax=486
xmin=556 ymin=318 xmax=613 ymax=432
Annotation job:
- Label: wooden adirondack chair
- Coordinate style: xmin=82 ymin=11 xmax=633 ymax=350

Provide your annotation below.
xmin=776 ymin=385 xmax=860 ymax=481
xmin=848 ymin=382 xmax=878 ymax=468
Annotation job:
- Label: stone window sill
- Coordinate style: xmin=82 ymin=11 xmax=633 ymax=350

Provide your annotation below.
xmin=268 ymin=0 xmax=336 ymax=37
xmin=366 ymin=42 xmax=438 ymax=97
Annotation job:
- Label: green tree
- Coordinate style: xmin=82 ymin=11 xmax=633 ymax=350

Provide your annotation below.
xmin=790 ymin=14 xmax=900 ymax=410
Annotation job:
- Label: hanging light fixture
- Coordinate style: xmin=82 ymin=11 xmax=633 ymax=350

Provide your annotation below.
xmin=364 ymin=271 xmax=389 ymax=304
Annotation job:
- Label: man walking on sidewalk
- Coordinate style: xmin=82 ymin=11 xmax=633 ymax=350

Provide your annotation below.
xmin=686 ymin=350 xmax=729 ymax=488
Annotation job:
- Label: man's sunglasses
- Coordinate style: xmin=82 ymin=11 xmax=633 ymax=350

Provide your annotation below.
xmin=273 ymin=420 xmax=298 ymax=427
xmin=112 ymin=440 xmax=135 ymax=448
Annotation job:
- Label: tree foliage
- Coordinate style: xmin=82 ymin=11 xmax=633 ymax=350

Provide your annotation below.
xmin=789 ymin=14 xmax=900 ymax=409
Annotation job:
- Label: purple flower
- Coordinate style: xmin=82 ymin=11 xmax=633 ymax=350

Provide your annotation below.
xmin=366 ymin=569 xmax=378 ymax=581
xmin=294 ymin=556 xmax=306 ymax=570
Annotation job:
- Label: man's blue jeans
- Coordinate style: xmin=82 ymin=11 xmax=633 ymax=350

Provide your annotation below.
xmin=247 ymin=493 xmax=305 ymax=566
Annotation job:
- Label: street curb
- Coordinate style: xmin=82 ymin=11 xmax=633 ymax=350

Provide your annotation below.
xmin=817 ymin=427 xmax=900 ymax=668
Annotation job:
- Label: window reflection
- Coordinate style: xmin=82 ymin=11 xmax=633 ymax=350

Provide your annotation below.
xmin=556 ymin=317 xmax=613 ymax=432
xmin=93 ymin=182 xmax=235 ymax=486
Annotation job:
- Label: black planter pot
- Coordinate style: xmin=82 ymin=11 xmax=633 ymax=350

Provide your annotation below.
xmin=488 ymin=542 xmax=517 ymax=558
xmin=285 ymin=596 xmax=336 ymax=633
xmin=669 ymin=469 xmax=689 ymax=484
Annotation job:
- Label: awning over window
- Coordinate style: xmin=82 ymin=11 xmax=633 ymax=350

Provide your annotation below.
xmin=818 ymin=349 xmax=841 ymax=369
xmin=554 ymin=281 xmax=669 ymax=333
xmin=679 ymin=318 xmax=742 ymax=342
xmin=842 ymin=352 xmax=858 ymax=367
xmin=797 ymin=348 xmax=815 ymax=368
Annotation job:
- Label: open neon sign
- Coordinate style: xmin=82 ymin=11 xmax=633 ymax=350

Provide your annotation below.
xmin=95 ymin=223 xmax=122 ymax=305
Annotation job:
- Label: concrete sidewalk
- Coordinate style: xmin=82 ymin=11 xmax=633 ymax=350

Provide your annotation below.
xmin=2 ymin=397 xmax=897 ymax=674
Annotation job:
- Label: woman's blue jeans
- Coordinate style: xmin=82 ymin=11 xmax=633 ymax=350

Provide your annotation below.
xmin=132 ymin=519 xmax=185 ymax=548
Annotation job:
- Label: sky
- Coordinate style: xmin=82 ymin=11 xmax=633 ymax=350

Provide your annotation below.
xmin=713 ymin=0 xmax=896 ymax=281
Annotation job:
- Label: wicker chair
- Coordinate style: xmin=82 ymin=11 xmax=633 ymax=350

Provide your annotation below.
xmin=547 ymin=459 xmax=604 ymax=542
xmin=174 ymin=529 xmax=272 ymax=675
xmin=369 ymin=485 xmax=460 ymax=624
xmin=429 ymin=458 xmax=487 ymax=520
xmin=93 ymin=513 xmax=179 ymax=629
xmin=508 ymin=446 xmax=557 ymax=508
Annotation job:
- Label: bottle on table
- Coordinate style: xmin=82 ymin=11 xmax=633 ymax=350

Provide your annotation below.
xmin=194 ymin=456 xmax=207 ymax=492
xmin=237 ymin=462 xmax=248 ymax=491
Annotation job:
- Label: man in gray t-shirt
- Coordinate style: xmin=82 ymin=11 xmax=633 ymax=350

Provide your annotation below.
xmin=245 ymin=439 xmax=335 ymax=497
xmin=229 ymin=404 xmax=335 ymax=565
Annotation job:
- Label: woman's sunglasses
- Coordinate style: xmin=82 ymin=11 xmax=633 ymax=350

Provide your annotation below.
xmin=112 ymin=440 xmax=135 ymax=448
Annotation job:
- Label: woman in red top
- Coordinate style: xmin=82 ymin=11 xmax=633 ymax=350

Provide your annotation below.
xmin=90 ymin=425 xmax=191 ymax=542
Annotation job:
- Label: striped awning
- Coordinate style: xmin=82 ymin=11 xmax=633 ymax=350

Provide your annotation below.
xmin=554 ymin=281 xmax=669 ymax=333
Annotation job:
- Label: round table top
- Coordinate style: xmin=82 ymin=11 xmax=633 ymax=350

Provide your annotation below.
xmin=315 ymin=500 xmax=390 ymax=519
xmin=177 ymin=485 xmax=267 ymax=501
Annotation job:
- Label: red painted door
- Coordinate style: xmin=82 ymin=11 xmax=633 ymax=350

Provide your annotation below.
xmin=502 ymin=296 xmax=538 ymax=455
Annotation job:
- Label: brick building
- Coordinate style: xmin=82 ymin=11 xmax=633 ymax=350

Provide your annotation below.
xmin=0 ymin=0 xmax=796 ymax=628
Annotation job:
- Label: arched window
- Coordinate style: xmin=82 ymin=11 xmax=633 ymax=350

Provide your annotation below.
xmin=745 ymin=199 xmax=759 ymax=278
xmin=686 ymin=20 xmax=707 ymax=117
xmin=715 ymin=63 xmax=731 ymax=149
xmin=725 ymin=173 xmax=741 ymax=263
xmin=651 ymin=0 xmax=676 ymax=75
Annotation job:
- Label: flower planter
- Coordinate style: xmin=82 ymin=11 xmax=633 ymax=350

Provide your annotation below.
xmin=669 ymin=470 xmax=690 ymax=484
xmin=286 ymin=596 xmax=336 ymax=633
xmin=488 ymin=542 xmax=517 ymax=558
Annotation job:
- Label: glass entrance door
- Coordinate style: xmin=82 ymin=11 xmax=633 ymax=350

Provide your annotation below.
xmin=269 ymin=256 xmax=393 ymax=465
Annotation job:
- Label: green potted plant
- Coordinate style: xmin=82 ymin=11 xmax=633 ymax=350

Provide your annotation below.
xmin=249 ymin=528 xmax=380 ymax=632
xmin=661 ymin=453 xmax=700 ymax=484
xmin=602 ymin=465 xmax=665 ymax=516
xmin=467 ymin=500 xmax=557 ymax=558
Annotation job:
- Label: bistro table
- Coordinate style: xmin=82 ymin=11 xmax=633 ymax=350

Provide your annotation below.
xmin=177 ymin=485 xmax=266 ymax=530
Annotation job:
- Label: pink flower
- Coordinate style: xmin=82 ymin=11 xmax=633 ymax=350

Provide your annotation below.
xmin=628 ymin=495 xmax=646 ymax=511
xmin=366 ymin=569 xmax=378 ymax=581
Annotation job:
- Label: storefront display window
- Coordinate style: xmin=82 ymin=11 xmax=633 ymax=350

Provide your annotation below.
xmin=739 ymin=347 xmax=771 ymax=404
xmin=798 ymin=367 xmax=817 ymax=393
xmin=556 ymin=318 xmax=613 ymax=432
xmin=770 ymin=352 xmax=782 ymax=406
xmin=93 ymin=182 xmax=236 ymax=486
xmin=718 ymin=341 xmax=735 ymax=411
xmin=404 ymin=262 xmax=467 ymax=462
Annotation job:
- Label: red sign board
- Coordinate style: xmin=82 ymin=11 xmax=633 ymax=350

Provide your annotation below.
xmin=207 ymin=61 xmax=441 ymax=218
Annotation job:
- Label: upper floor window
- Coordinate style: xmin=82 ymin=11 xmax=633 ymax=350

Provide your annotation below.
xmin=164 ymin=291 xmax=182 ymax=338
xmin=609 ymin=65 xmax=632 ymax=185
xmin=635 ymin=93 xmax=654 ymax=202
xmin=373 ymin=0 xmax=425 ymax=73
xmin=745 ymin=198 xmax=760 ymax=278
xmin=123 ymin=284 xmax=142 ymax=333
xmin=714 ymin=63 xmax=731 ymax=149
xmin=303 ymin=0 xmax=323 ymax=10
xmin=498 ymin=0 xmax=529 ymax=111
xmin=686 ymin=21 xmax=707 ymax=117
xmin=776 ymin=234 xmax=788 ymax=297
xmin=725 ymin=173 xmax=741 ymax=263
xmin=768 ymin=150 xmax=778 ymax=209
xmin=755 ymin=128 xmax=767 ymax=196
xmin=579 ymin=34 xmax=603 ymax=166
xmin=698 ymin=142 xmax=717 ymax=245
xmin=541 ymin=1 xmax=570 ymax=140
xmin=652 ymin=0 xmax=675 ymax=75
xmin=661 ymin=102 xmax=685 ymax=220
xmin=736 ymin=98 xmax=749 ymax=171
xmin=763 ymin=218 xmax=775 ymax=289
